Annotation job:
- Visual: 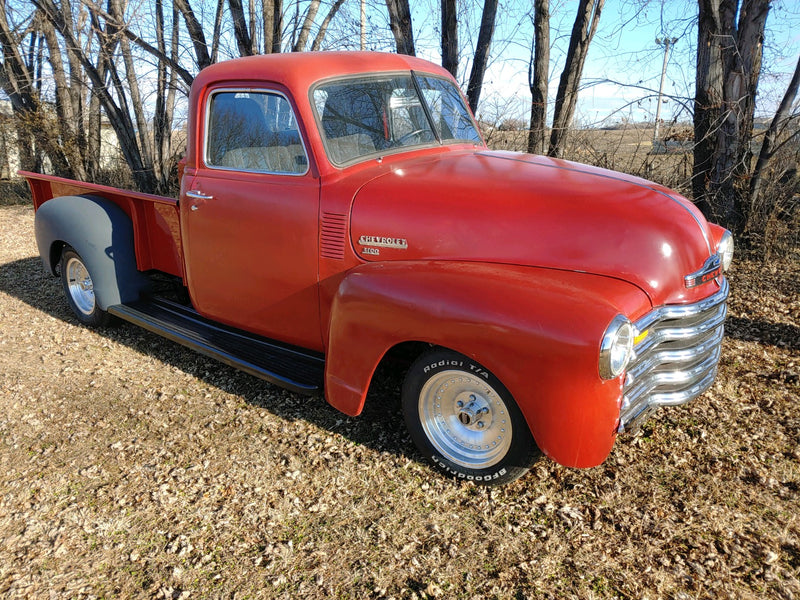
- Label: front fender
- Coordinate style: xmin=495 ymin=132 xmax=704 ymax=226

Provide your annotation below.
xmin=324 ymin=261 xmax=650 ymax=468
xmin=34 ymin=195 xmax=149 ymax=310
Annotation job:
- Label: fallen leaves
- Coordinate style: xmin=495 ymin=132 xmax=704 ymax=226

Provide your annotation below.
xmin=0 ymin=205 xmax=798 ymax=598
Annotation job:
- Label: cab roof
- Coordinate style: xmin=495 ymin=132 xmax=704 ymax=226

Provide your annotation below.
xmin=192 ymin=51 xmax=453 ymax=95
xmin=185 ymin=52 xmax=457 ymax=173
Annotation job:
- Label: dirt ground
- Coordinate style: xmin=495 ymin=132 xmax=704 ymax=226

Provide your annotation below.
xmin=1 ymin=204 xmax=798 ymax=599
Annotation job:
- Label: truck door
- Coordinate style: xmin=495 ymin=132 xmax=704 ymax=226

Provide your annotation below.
xmin=182 ymin=88 xmax=322 ymax=351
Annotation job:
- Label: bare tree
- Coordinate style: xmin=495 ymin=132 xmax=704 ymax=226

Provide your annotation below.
xmin=39 ymin=10 xmax=87 ymax=180
xmin=385 ymin=0 xmax=415 ymax=55
xmin=154 ymin=0 xmax=180 ymax=184
xmin=466 ymin=0 xmax=498 ymax=112
xmin=692 ymin=0 xmax=770 ymax=231
xmin=229 ymin=0 xmax=257 ymax=55
xmin=81 ymin=0 xmax=194 ymax=86
xmin=441 ymin=0 xmax=457 ymax=77
xmin=311 ymin=0 xmax=346 ymax=51
xmin=0 ymin=3 xmax=85 ymax=175
xmin=174 ymin=0 xmax=212 ymax=68
xmin=747 ymin=54 xmax=800 ymax=222
xmin=527 ymin=0 xmax=549 ymax=155
xmin=33 ymin=0 xmax=186 ymax=193
xmin=547 ymin=0 xmax=604 ymax=157
xmin=293 ymin=0 xmax=320 ymax=51
xmin=0 ymin=5 xmax=44 ymax=172
xmin=263 ymin=0 xmax=282 ymax=53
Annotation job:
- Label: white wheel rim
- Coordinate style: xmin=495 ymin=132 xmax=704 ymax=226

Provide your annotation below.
xmin=66 ymin=257 xmax=96 ymax=316
xmin=418 ymin=370 xmax=512 ymax=469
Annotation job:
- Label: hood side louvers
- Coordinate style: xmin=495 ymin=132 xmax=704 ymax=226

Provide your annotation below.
xmin=321 ymin=212 xmax=348 ymax=260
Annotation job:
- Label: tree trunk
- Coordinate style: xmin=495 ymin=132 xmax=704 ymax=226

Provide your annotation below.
xmin=441 ymin=0 xmax=457 ymax=77
xmin=547 ymin=0 xmax=604 ymax=157
xmin=466 ymin=0 xmax=498 ymax=113
xmin=249 ymin=0 xmax=257 ymax=52
xmin=154 ymin=0 xmax=179 ymax=189
xmin=211 ymin=0 xmax=224 ymax=61
xmin=60 ymin=0 xmax=86 ymax=168
xmin=293 ymin=0 xmax=320 ymax=52
xmin=262 ymin=0 xmax=275 ymax=53
xmin=112 ymin=4 xmax=155 ymax=179
xmin=311 ymin=0 xmax=346 ymax=51
xmin=527 ymin=0 xmax=549 ymax=155
xmin=155 ymin=0 xmax=167 ymax=176
xmin=229 ymin=0 xmax=255 ymax=56
xmin=747 ymin=54 xmax=800 ymax=219
xmin=0 ymin=4 xmax=75 ymax=176
xmin=385 ymin=0 xmax=415 ymax=56
xmin=40 ymin=14 xmax=86 ymax=179
xmin=272 ymin=0 xmax=283 ymax=52
xmin=692 ymin=0 xmax=770 ymax=231
xmin=174 ymin=0 xmax=212 ymax=69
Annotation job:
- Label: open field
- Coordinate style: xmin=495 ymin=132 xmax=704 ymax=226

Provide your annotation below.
xmin=1 ymin=203 xmax=799 ymax=599
xmin=484 ymin=125 xmax=696 ymax=198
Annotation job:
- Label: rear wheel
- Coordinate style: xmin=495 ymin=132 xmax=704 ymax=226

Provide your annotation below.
xmin=402 ymin=348 xmax=539 ymax=486
xmin=60 ymin=245 xmax=112 ymax=327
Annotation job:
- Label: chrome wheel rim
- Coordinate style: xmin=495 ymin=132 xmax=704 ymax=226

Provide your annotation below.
xmin=66 ymin=257 xmax=95 ymax=316
xmin=419 ymin=370 xmax=512 ymax=469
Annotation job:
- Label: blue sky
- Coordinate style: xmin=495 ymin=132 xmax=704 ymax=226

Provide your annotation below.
xmin=403 ymin=0 xmax=800 ymax=127
xmin=55 ymin=0 xmax=797 ymax=130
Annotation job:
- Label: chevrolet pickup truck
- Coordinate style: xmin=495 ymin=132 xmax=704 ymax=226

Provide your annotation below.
xmin=23 ymin=52 xmax=733 ymax=485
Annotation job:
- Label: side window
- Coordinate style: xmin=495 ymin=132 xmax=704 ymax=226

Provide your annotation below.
xmin=206 ymin=91 xmax=308 ymax=175
xmin=416 ymin=76 xmax=481 ymax=143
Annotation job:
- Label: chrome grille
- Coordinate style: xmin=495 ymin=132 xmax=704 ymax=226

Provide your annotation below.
xmin=619 ymin=278 xmax=729 ymax=433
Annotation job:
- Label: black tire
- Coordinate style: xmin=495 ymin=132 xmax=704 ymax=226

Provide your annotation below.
xmin=402 ymin=348 xmax=540 ymax=486
xmin=60 ymin=245 xmax=113 ymax=327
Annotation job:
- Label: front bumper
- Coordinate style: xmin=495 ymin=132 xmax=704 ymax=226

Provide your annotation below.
xmin=618 ymin=278 xmax=729 ymax=433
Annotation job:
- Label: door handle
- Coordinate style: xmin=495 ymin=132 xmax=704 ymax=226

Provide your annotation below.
xmin=186 ymin=190 xmax=214 ymax=201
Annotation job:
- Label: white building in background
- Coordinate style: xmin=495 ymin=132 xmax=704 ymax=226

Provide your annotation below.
xmin=0 ymin=100 xmax=123 ymax=178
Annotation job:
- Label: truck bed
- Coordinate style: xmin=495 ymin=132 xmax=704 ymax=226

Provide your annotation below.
xmin=21 ymin=171 xmax=184 ymax=279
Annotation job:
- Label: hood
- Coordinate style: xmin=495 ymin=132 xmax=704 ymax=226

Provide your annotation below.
xmin=349 ymin=150 xmax=720 ymax=307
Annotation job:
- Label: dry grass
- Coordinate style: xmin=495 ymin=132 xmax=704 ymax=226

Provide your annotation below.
xmin=484 ymin=125 xmax=696 ymax=197
xmin=1 ymin=204 xmax=799 ymax=599
xmin=0 ymin=180 xmax=34 ymax=207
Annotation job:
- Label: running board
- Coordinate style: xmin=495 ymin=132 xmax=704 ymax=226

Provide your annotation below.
xmin=108 ymin=299 xmax=325 ymax=395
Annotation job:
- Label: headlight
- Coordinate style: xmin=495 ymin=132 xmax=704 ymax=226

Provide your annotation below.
xmin=599 ymin=315 xmax=635 ymax=380
xmin=718 ymin=230 xmax=734 ymax=271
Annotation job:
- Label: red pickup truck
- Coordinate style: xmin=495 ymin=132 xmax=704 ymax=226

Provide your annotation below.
xmin=23 ymin=52 xmax=732 ymax=485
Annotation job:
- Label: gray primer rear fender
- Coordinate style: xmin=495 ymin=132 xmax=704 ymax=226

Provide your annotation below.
xmin=34 ymin=195 xmax=150 ymax=310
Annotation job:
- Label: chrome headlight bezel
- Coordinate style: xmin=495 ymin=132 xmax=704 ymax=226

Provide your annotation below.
xmin=599 ymin=315 xmax=635 ymax=380
xmin=718 ymin=230 xmax=734 ymax=272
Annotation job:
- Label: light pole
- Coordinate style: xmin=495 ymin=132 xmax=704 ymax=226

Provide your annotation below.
xmin=653 ymin=37 xmax=676 ymax=146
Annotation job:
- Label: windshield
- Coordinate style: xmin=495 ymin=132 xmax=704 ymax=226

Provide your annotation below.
xmin=312 ymin=72 xmax=482 ymax=166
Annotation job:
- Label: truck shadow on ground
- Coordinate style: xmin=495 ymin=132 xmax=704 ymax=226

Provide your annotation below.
xmin=0 ymin=256 xmax=414 ymax=463
xmin=724 ymin=316 xmax=800 ymax=351
xmin=4 ymin=256 xmax=798 ymax=462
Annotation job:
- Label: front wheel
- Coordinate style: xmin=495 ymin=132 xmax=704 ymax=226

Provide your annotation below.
xmin=402 ymin=348 xmax=539 ymax=486
xmin=60 ymin=245 xmax=113 ymax=327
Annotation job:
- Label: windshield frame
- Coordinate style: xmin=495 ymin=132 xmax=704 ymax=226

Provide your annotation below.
xmin=309 ymin=70 xmax=483 ymax=168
